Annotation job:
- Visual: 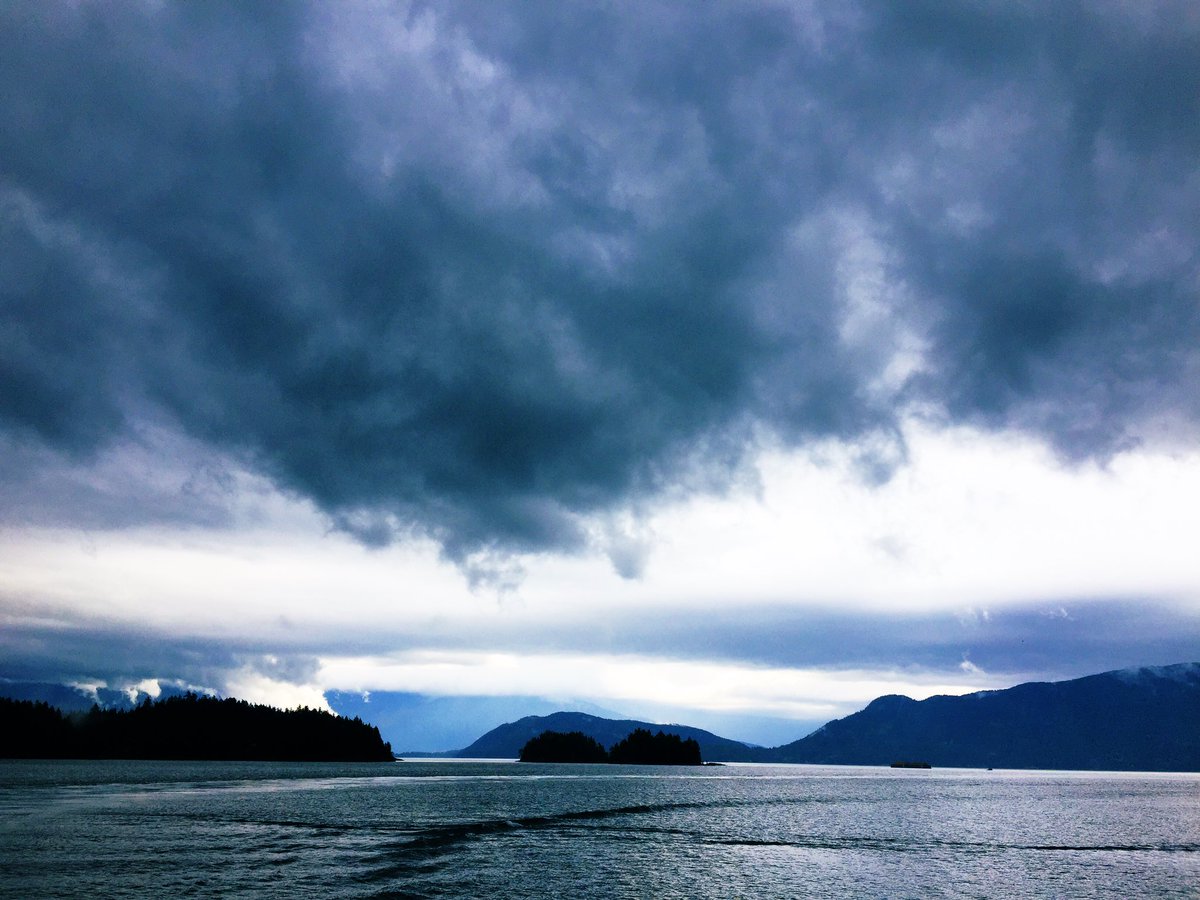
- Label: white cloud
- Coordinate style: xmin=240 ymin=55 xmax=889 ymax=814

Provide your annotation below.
xmin=609 ymin=419 xmax=1200 ymax=611
xmin=126 ymin=678 xmax=162 ymax=702
xmin=6 ymin=420 xmax=1200 ymax=629
xmin=316 ymin=650 xmax=998 ymax=721
xmin=222 ymin=669 xmax=331 ymax=713
xmin=2 ymin=419 xmax=1198 ymax=712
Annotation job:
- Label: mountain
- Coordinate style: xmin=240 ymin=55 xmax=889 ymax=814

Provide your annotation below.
xmin=762 ymin=663 xmax=1200 ymax=771
xmin=0 ymin=680 xmax=193 ymax=712
xmin=452 ymin=711 xmax=760 ymax=762
xmin=325 ymin=691 xmax=623 ymax=754
xmin=445 ymin=663 xmax=1200 ymax=771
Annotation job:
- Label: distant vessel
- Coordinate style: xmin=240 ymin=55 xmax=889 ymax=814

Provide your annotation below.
xmin=890 ymin=761 xmax=932 ymax=769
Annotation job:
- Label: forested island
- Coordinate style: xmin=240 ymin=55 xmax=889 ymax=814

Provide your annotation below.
xmin=519 ymin=728 xmax=702 ymax=765
xmin=519 ymin=730 xmax=609 ymax=762
xmin=0 ymin=694 xmax=394 ymax=761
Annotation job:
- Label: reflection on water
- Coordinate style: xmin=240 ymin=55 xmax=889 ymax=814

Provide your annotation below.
xmin=1 ymin=760 xmax=1197 ymax=898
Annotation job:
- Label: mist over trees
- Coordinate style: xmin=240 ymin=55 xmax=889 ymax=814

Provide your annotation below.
xmin=0 ymin=694 xmax=394 ymax=761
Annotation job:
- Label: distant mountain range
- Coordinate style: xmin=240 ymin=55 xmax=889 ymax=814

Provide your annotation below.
xmin=6 ymin=663 xmax=1198 ymax=771
xmin=763 ymin=662 xmax=1200 ymax=771
xmin=424 ymin=663 xmax=1200 ymax=772
xmin=0 ymin=680 xmax=193 ymax=713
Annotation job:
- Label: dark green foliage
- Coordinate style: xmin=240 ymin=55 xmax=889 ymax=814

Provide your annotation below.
xmin=0 ymin=694 xmax=394 ymax=761
xmin=0 ymin=699 xmax=74 ymax=758
xmin=517 ymin=728 xmax=704 ymax=765
xmin=608 ymin=728 xmax=702 ymax=765
xmin=518 ymin=730 xmax=608 ymax=763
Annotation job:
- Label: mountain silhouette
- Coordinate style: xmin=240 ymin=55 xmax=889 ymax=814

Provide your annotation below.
xmin=453 ymin=711 xmax=759 ymax=761
xmin=7 ymin=662 xmax=1198 ymax=771
xmin=445 ymin=663 xmax=1200 ymax=771
xmin=762 ymin=663 xmax=1200 ymax=771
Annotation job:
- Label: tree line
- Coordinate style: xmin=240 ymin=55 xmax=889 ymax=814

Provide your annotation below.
xmin=519 ymin=728 xmax=702 ymax=765
xmin=0 ymin=694 xmax=394 ymax=761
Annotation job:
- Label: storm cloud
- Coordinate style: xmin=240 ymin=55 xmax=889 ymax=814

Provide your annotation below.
xmin=2 ymin=1 xmax=1197 ymax=560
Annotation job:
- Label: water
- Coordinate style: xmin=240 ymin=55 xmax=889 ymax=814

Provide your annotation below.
xmin=1 ymin=760 xmax=1196 ymax=898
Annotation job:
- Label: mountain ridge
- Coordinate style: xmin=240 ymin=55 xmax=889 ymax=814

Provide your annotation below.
xmin=445 ymin=710 xmax=762 ymax=762
xmin=7 ymin=663 xmax=1197 ymax=771
xmin=761 ymin=662 xmax=1200 ymax=770
xmin=440 ymin=663 xmax=1200 ymax=771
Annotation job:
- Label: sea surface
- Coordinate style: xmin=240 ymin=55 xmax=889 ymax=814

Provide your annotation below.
xmin=0 ymin=759 xmax=1196 ymax=898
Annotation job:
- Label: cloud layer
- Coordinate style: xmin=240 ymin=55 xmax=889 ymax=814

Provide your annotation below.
xmin=2 ymin=1 xmax=1197 ymax=560
xmin=4 ymin=419 xmax=1198 ymax=729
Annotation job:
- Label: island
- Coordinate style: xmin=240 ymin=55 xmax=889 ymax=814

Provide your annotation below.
xmin=0 ymin=694 xmax=394 ymax=762
xmin=518 ymin=730 xmax=608 ymax=763
xmin=519 ymin=728 xmax=702 ymax=765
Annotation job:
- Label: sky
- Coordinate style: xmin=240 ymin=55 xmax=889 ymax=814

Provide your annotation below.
xmin=2 ymin=1 xmax=1199 ymax=750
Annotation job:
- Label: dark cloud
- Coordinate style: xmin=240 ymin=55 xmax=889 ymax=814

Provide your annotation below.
xmin=2 ymin=598 xmax=1195 ymax=705
xmin=399 ymin=597 xmax=1200 ymax=681
xmin=0 ymin=428 xmax=243 ymax=530
xmin=553 ymin=599 xmax=1200 ymax=680
xmin=0 ymin=614 xmax=330 ymax=694
xmin=2 ymin=1 xmax=1197 ymax=556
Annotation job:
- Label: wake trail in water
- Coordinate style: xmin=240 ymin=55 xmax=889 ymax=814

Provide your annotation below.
xmin=356 ymin=793 xmax=1200 ymax=887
